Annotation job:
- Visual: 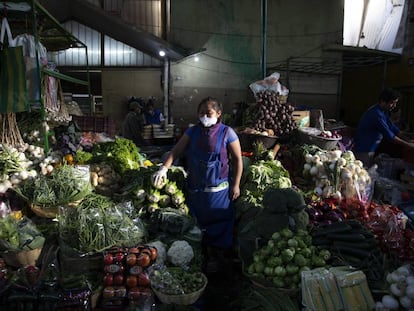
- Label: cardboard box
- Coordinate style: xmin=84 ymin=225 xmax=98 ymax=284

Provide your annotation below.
xmin=292 ymin=110 xmax=310 ymax=128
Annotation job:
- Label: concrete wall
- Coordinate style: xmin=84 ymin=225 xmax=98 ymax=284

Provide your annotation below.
xmin=101 ymin=69 xmax=164 ymax=131
xmin=168 ymin=0 xmax=344 ymax=126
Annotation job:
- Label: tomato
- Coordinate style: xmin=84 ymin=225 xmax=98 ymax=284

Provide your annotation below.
xmin=136 ymin=253 xmax=151 ymax=267
xmin=104 ymin=253 xmax=113 ymax=265
xmin=103 ymin=273 xmax=114 ymax=286
xmin=148 ymin=246 xmax=157 ymax=261
xmin=103 ymin=286 xmax=115 ymax=299
xmin=115 ymin=252 xmax=125 ymax=263
xmin=126 ymin=275 xmax=138 ymax=288
xmin=137 ymin=272 xmax=150 ymax=287
xmin=113 ymin=273 xmax=124 ymax=286
xmin=126 ymin=254 xmax=137 ymax=266
xmin=128 ymin=247 xmax=140 ymax=254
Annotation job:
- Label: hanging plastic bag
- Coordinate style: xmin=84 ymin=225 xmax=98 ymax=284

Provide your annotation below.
xmin=0 ymin=17 xmax=29 ymax=113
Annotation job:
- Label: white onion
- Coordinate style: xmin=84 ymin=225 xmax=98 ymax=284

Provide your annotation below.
xmin=400 ymin=296 xmax=414 ymax=309
xmin=382 ymin=295 xmax=399 ymax=310
xmin=406 ymin=285 xmax=414 ymax=299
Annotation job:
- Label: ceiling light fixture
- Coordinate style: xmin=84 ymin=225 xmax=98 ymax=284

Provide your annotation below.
xmin=194 ymin=56 xmax=199 ymax=62
xmin=159 ymin=50 xmax=166 ymax=57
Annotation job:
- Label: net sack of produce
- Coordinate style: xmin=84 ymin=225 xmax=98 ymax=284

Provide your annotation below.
xmin=0 ymin=215 xmax=45 ymax=252
xmin=58 ymin=193 xmax=147 ymax=254
xmin=249 ymin=72 xmax=289 ymax=98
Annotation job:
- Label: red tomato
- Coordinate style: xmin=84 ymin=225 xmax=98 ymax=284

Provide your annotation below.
xmin=126 ymin=254 xmax=137 ymax=266
xmin=128 ymin=247 xmax=140 ymax=254
xmin=113 ymin=273 xmax=124 ymax=286
xmin=148 ymin=246 xmax=157 ymax=261
xmin=115 ymin=252 xmax=125 ymax=263
xmin=103 ymin=273 xmax=114 ymax=286
xmin=137 ymin=272 xmax=150 ymax=287
xmin=136 ymin=253 xmax=151 ymax=267
xmin=126 ymin=275 xmax=138 ymax=288
xmin=104 ymin=253 xmax=113 ymax=265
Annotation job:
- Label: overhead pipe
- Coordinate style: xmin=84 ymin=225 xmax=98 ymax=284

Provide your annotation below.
xmin=261 ymin=0 xmax=267 ymax=79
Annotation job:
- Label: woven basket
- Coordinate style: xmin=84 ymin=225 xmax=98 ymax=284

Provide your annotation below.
xmin=31 ymin=205 xmax=59 ymax=218
xmin=31 ymin=201 xmax=80 ymax=219
xmin=152 ymin=273 xmax=208 ymax=305
xmin=249 ymin=276 xmax=299 ymax=298
xmin=1 ymin=247 xmax=42 ymax=267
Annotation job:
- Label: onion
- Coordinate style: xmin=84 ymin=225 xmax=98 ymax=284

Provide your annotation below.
xmin=400 ymin=296 xmax=414 ymax=309
xmin=406 ymin=276 xmax=414 ymax=287
xmin=397 ymin=265 xmax=411 ymax=277
xmin=406 ymin=285 xmax=414 ymax=299
xmin=390 ymin=283 xmax=404 ymax=297
xmin=382 ymin=294 xmax=399 ymax=310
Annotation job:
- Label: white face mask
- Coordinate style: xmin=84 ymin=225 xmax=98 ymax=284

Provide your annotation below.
xmin=199 ymin=115 xmax=218 ymax=127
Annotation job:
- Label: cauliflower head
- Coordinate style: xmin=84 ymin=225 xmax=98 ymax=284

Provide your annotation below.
xmin=167 ymin=240 xmax=194 ymax=268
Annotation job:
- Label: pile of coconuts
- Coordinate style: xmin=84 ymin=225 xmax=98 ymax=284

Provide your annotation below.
xmin=244 ymin=90 xmax=297 ymax=137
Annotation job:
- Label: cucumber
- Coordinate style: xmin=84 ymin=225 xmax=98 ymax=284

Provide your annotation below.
xmin=326 ymin=233 xmax=366 ymax=242
xmin=312 ymin=222 xmax=353 ymax=237
xmin=331 ymin=245 xmax=373 ymax=259
xmin=332 ymin=240 xmax=377 ymax=250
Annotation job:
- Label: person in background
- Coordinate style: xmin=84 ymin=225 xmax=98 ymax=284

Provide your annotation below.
xmin=121 ymin=98 xmax=145 ymax=146
xmin=144 ymin=98 xmax=165 ymax=125
xmin=152 ymin=96 xmax=243 ymax=272
xmin=353 ymin=88 xmax=414 ymax=167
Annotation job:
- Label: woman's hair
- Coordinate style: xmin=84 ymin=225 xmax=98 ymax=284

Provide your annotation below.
xmin=197 ymin=96 xmax=222 ymax=113
xmin=379 ymin=88 xmax=400 ymax=102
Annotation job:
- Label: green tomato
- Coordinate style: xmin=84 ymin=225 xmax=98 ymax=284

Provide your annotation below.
xmin=274 ymin=266 xmax=287 ymax=277
xmin=287 ymin=238 xmax=298 ymax=248
xmin=255 ymin=261 xmax=265 ymax=273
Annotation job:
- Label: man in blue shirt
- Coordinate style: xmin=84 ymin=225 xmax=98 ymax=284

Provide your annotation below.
xmin=144 ymin=99 xmax=165 ymax=125
xmin=354 ymin=88 xmax=414 ymax=167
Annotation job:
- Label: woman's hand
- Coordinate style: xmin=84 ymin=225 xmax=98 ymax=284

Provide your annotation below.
xmin=230 ymin=184 xmax=240 ymax=201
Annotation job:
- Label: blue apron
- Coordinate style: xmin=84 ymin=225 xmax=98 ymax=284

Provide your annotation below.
xmin=186 ymin=124 xmax=235 ymax=248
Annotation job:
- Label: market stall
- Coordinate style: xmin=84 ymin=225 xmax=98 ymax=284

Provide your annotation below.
xmin=2 ymin=46 xmax=414 ymax=311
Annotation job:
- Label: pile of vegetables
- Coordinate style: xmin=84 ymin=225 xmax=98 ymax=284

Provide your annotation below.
xmin=119 ymin=166 xmax=194 ymax=237
xmin=245 ymin=227 xmax=330 ymax=289
xmin=90 ymin=138 xmax=143 ymax=174
xmin=238 ymin=158 xmax=292 ymax=210
xmin=0 ymin=215 xmax=45 ymax=252
xmin=376 ymin=264 xmax=414 ymax=310
xmin=15 ymin=164 xmax=92 ymax=208
xmin=150 ymin=266 xmax=206 ymax=295
xmin=89 ymin=163 xmax=121 ymax=196
xmin=311 ymin=219 xmax=385 ymax=287
xmin=58 ymin=193 xmax=146 ymax=254
xmin=243 ymin=90 xmax=297 ymax=137
xmin=302 ymin=149 xmax=372 ymax=202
